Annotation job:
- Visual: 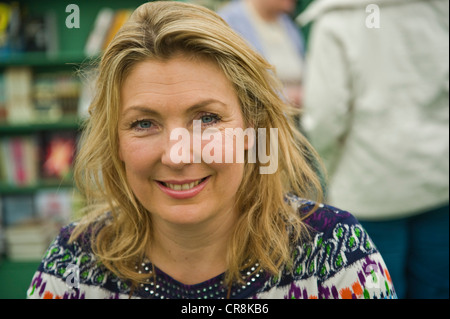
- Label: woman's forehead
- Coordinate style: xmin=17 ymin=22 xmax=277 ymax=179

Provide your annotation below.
xmin=120 ymin=56 xmax=239 ymax=112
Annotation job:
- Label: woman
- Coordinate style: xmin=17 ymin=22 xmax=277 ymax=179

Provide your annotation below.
xmin=27 ymin=1 xmax=395 ymax=299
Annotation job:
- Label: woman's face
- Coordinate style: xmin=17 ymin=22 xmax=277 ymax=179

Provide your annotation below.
xmin=118 ymin=55 xmax=248 ymax=227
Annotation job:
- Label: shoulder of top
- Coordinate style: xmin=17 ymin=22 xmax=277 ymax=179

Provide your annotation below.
xmin=51 ymin=222 xmax=90 ymax=256
xmin=38 ymin=214 xmax=112 ymax=273
xmin=55 ymin=213 xmax=112 ymax=252
xmin=277 ymin=195 xmax=382 ymax=294
xmin=285 ymin=194 xmax=360 ymax=234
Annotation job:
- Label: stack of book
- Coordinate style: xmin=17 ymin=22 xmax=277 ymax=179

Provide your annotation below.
xmin=4 ymin=219 xmax=56 ymax=261
xmin=1 ymin=189 xmax=81 ymax=260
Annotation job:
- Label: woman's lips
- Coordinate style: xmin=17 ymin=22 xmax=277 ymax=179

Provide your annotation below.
xmin=156 ymin=176 xmax=210 ymax=199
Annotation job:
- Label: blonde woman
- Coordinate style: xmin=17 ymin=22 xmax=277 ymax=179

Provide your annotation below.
xmin=27 ymin=1 xmax=395 ymax=299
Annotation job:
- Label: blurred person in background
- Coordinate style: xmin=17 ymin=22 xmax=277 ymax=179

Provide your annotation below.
xmin=219 ymin=0 xmax=305 ymax=108
xmin=299 ymin=0 xmax=449 ymax=299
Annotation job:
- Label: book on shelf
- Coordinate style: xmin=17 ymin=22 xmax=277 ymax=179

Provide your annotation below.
xmin=1 ymin=194 xmax=34 ymax=226
xmin=0 ymin=67 xmax=81 ymax=124
xmin=34 ymin=72 xmax=81 ymax=121
xmin=0 ymin=2 xmax=21 ymax=58
xmin=84 ymin=7 xmax=115 ymax=57
xmin=0 ymin=72 xmax=6 ymax=122
xmin=4 ymin=67 xmax=34 ymax=124
xmin=2 ymin=190 xmax=78 ymax=226
xmin=0 ymin=135 xmax=38 ymax=187
xmin=5 ymin=219 xmax=57 ymax=261
xmin=41 ymin=130 xmax=77 ymax=182
xmin=35 ymin=189 xmax=76 ymax=226
xmin=1 ymin=189 xmax=80 ymax=260
xmin=101 ymin=9 xmax=132 ymax=50
xmin=0 ymin=130 xmax=77 ymax=188
xmin=84 ymin=7 xmax=132 ymax=57
xmin=0 ymin=2 xmax=59 ymax=59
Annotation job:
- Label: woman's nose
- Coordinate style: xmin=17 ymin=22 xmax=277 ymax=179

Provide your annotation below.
xmin=160 ymin=126 xmax=199 ymax=168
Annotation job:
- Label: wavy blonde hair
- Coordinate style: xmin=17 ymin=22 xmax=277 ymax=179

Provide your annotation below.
xmin=71 ymin=1 xmax=325 ymax=287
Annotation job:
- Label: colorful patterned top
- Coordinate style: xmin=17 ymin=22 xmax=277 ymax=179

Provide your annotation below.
xmin=27 ymin=195 xmax=396 ymax=299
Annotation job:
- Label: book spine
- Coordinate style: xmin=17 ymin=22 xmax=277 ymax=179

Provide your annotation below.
xmin=0 ymin=138 xmax=13 ymax=185
xmin=84 ymin=7 xmax=115 ymax=57
xmin=11 ymin=137 xmax=26 ymax=186
xmin=23 ymin=135 xmax=38 ymax=186
xmin=5 ymin=67 xmax=34 ymax=123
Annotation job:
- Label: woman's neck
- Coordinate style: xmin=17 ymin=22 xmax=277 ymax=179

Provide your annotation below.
xmin=147 ymin=208 xmax=237 ymax=285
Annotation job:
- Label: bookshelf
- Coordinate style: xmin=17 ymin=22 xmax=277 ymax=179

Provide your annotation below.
xmin=0 ymin=1 xmax=158 ymax=287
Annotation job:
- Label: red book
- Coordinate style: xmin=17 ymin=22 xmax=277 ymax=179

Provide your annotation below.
xmin=11 ymin=137 xmax=26 ymax=186
xmin=41 ymin=131 xmax=77 ymax=181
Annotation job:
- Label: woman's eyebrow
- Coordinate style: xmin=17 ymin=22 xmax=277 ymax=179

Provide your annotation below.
xmin=122 ymin=105 xmax=159 ymax=117
xmin=122 ymin=98 xmax=227 ymax=117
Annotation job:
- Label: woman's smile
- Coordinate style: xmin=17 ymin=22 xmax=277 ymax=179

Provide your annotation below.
xmin=156 ymin=176 xmax=210 ymax=199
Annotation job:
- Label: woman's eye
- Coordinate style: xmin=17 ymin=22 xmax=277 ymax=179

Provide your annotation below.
xmin=200 ymin=113 xmax=221 ymax=125
xmin=137 ymin=120 xmax=152 ymax=129
xmin=201 ymin=115 xmax=214 ymax=123
xmin=130 ymin=119 xmax=155 ymax=131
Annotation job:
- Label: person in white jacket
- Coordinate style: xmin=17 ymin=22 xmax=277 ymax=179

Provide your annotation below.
xmin=299 ymin=0 xmax=449 ymax=298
